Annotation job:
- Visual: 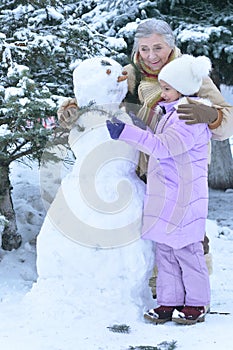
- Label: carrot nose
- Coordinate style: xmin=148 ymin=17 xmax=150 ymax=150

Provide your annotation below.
xmin=117 ymin=70 xmax=128 ymax=82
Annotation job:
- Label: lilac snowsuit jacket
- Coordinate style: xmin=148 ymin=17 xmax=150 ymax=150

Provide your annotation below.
xmin=119 ymin=99 xmax=212 ymax=249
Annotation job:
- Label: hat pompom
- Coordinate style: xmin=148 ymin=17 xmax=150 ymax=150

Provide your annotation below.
xmin=190 ymin=55 xmax=212 ymax=80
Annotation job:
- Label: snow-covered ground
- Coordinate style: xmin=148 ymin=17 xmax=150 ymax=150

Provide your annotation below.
xmin=0 ymin=157 xmax=232 ymax=350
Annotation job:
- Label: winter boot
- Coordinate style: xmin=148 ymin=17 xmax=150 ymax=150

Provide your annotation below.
xmin=144 ymin=305 xmax=183 ymax=324
xmin=172 ymin=306 xmax=207 ymax=325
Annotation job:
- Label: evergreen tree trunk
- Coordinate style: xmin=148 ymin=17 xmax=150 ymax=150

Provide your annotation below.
xmin=0 ymin=164 xmax=22 ymax=250
xmin=208 ymin=140 xmax=233 ymax=189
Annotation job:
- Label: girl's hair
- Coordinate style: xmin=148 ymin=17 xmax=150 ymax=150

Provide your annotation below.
xmin=131 ymin=19 xmax=175 ymax=58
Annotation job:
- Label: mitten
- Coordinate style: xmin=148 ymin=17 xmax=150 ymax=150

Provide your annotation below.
xmin=106 ymin=119 xmax=125 ymax=140
xmin=177 ymin=97 xmax=218 ymax=125
xmin=128 ymin=111 xmax=147 ymax=130
xmin=57 ymin=98 xmax=79 ymax=129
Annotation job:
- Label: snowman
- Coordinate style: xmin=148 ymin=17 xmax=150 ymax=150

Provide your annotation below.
xmin=34 ymin=57 xmax=155 ymax=322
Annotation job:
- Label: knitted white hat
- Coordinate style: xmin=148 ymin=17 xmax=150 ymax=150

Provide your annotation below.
xmin=158 ymin=54 xmax=212 ymax=95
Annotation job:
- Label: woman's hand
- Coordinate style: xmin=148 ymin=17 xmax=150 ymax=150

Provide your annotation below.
xmin=57 ymin=98 xmax=79 ymax=129
xmin=177 ymin=97 xmax=219 ymax=125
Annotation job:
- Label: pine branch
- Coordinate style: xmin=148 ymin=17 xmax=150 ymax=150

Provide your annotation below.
xmin=107 ymin=324 xmax=131 ymax=333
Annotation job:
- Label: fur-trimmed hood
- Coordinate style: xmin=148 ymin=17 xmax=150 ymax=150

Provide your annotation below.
xmin=175 ymin=96 xmax=212 ymax=109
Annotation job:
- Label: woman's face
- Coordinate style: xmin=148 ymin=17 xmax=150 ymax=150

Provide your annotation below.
xmin=138 ymin=33 xmax=173 ymax=71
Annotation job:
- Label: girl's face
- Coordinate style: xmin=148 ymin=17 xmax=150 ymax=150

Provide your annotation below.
xmin=159 ymin=80 xmax=181 ymax=103
xmin=138 ymin=33 xmax=173 ymax=71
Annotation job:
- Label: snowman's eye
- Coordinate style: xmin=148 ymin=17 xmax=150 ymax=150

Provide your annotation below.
xmin=106 ymin=69 xmax=111 ymax=75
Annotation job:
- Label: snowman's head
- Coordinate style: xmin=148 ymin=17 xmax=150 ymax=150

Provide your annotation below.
xmin=73 ymin=57 xmax=128 ymax=108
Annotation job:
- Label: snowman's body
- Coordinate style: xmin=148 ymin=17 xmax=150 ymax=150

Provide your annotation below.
xmin=35 ymin=57 xmax=155 ymax=321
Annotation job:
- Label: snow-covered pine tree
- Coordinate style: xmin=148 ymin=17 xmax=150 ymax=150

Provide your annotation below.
xmin=0 ymin=36 xmax=58 ymax=250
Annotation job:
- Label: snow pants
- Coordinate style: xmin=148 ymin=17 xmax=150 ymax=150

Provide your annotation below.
xmin=155 ymin=242 xmax=210 ymax=306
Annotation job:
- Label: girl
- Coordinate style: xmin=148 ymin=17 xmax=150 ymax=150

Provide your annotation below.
xmin=106 ymin=54 xmax=212 ymax=325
